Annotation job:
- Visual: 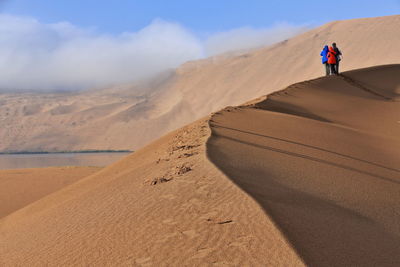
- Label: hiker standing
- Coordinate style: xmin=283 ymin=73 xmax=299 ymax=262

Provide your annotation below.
xmin=327 ymin=46 xmax=337 ymax=75
xmin=320 ymin=45 xmax=330 ymax=76
xmin=332 ymin=42 xmax=342 ymax=74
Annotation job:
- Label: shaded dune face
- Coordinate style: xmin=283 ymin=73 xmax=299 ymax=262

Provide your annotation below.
xmin=207 ymin=65 xmax=400 ymax=266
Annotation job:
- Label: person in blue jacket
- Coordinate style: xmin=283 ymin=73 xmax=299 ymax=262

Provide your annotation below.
xmin=320 ymin=45 xmax=330 ymax=76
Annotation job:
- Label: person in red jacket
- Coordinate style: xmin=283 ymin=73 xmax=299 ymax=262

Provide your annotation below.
xmin=327 ymin=46 xmax=337 ymax=75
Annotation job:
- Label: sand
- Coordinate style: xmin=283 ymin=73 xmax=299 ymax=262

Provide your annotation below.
xmin=0 ymin=166 xmax=102 ymax=218
xmin=1 ymin=15 xmax=399 ymax=152
xmin=1 ymin=64 xmax=398 ymax=266
xmin=0 ymin=119 xmax=303 ymax=266
xmin=208 ymin=64 xmax=400 ymax=266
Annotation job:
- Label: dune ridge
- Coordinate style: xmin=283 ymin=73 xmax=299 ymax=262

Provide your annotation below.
xmin=207 ymin=64 xmax=400 ymax=266
xmin=1 ymin=15 xmax=400 ymax=152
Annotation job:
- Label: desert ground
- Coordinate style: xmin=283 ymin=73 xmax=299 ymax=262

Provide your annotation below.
xmin=0 ymin=118 xmax=304 ymax=266
xmin=1 ymin=64 xmax=399 ymax=266
xmin=0 ymin=166 xmax=101 ymax=218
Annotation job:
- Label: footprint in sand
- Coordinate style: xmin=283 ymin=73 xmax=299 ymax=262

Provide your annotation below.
xmin=182 ymin=230 xmax=199 ymax=239
xmin=156 ymin=232 xmax=179 ymax=244
xmin=229 ymin=236 xmax=254 ymax=248
xmin=181 ymin=198 xmax=202 ymax=209
xmin=191 ymin=248 xmax=214 ymax=259
xmin=199 ymin=211 xmax=219 ymax=221
xmin=162 ymin=218 xmax=178 ymax=225
xmin=196 ymin=185 xmax=209 ymax=195
xmin=211 ymin=261 xmax=232 ymax=266
xmin=160 ymin=194 xmax=176 ymax=200
xmin=189 ymin=198 xmax=202 ymax=206
xmin=176 ymin=179 xmax=196 ymax=185
xmin=135 ymin=257 xmax=152 ymax=266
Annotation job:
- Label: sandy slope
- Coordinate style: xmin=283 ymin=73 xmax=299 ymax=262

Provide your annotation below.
xmin=0 ymin=119 xmax=303 ymax=266
xmin=1 ymin=15 xmax=400 ymax=152
xmin=0 ymin=166 xmax=102 ymax=218
xmin=208 ymin=65 xmax=400 ymax=266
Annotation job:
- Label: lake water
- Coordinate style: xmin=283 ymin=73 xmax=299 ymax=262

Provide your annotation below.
xmin=0 ymin=152 xmax=131 ymax=170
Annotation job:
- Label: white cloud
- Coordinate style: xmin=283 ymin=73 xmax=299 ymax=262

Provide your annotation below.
xmin=205 ymin=22 xmax=308 ymax=56
xmin=0 ymin=15 xmax=307 ymax=91
xmin=0 ymin=15 xmax=203 ymax=91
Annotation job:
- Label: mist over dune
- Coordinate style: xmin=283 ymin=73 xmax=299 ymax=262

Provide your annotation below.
xmin=0 ymin=14 xmax=306 ymax=91
xmin=0 ymin=16 xmax=203 ymax=91
xmin=204 ymin=22 xmax=308 ymax=56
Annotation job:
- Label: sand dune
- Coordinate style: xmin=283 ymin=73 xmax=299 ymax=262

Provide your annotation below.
xmin=1 ymin=64 xmax=398 ymax=266
xmin=1 ymin=15 xmax=400 ymax=152
xmin=0 ymin=166 xmax=101 ymax=218
xmin=0 ymin=119 xmax=303 ymax=266
xmin=208 ymin=64 xmax=400 ymax=266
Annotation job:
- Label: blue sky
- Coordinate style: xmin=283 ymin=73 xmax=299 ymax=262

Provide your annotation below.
xmin=2 ymin=0 xmax=399 ymax=34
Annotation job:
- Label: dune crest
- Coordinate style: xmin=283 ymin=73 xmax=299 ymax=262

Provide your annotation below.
xmin=208 ymin=64 xmax=400 ymax=266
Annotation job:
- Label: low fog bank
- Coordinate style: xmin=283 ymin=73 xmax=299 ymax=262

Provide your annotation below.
xmin=205 ymin=22 xmax=308 ymax=56
xmin=0 ymin=14 xmax=308 ymax=92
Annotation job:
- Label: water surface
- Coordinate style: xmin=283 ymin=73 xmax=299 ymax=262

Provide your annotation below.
xmin=0 ymin=152 xmax=131 ymax=170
